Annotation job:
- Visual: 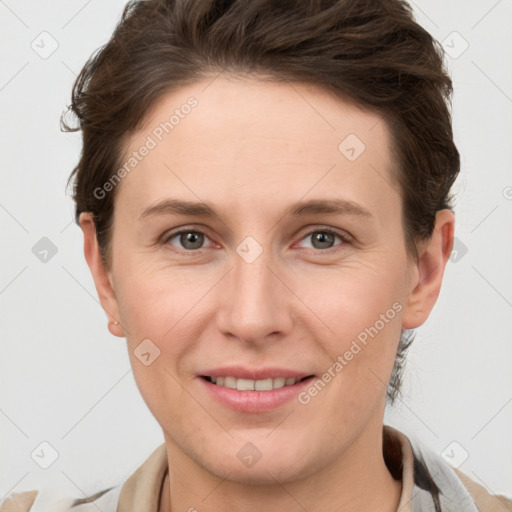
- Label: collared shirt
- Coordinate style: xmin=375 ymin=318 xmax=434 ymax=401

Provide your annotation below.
xmin=2 ymin=426 xmax=511 ymax=512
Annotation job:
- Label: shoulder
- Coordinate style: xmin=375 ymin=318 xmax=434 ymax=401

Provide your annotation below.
xmin=409 ymin=434 xmax=512 ymax=511
xmin=0 ymin=444 xmax=167 ymax=512
xmin=0 ymin=491 xmax=38 ymax=512
xmin=0 ymin=486 xmax=120 ymax=512
xmin=385 ymin=425 xmax=512 ymax=512
xmin=453 ymin=468 xmax=512 ymax=512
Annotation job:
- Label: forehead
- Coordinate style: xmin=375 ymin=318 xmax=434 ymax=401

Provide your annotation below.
xmin=117 ymin=74 xmax=400 ymax=223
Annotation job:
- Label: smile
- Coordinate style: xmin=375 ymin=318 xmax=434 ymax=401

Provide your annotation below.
xmin=199 ymin=372 xmax=316 ymax=412
xmin=203 ymin=375 xmax=311 ymax=391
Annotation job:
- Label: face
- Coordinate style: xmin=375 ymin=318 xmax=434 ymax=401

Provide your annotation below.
xmin=82 ymin=74 xmax=445 ymax=484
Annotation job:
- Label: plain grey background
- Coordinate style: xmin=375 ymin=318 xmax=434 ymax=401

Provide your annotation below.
xmin=1 ymin=0 xmax=511 ymax=500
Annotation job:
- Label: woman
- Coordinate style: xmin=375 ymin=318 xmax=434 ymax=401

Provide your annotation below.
xmin=2 ymin=0 xmax=511 ymax=511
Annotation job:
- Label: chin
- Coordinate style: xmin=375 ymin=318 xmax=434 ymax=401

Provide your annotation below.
xmin=193 ymin=439 xmax=318 ymax=485
xmin=210 ymin=456 xmax=310 ymax=485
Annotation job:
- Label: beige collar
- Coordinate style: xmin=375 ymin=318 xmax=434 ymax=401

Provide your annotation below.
xmin=117 ymin=443 xmax=168 ymax=512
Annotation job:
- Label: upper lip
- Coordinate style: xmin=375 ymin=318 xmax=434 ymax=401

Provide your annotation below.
xmin=200 ymin=367 xmax=314 ymax=381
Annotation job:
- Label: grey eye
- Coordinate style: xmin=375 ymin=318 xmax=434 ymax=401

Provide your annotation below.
xmin=168 ymin=231 xmax=207 ymax=250
xmin=298 ymin=230 xmax=343 ymax=250
xmin=310 ymin=231 xmax=336 ymax=249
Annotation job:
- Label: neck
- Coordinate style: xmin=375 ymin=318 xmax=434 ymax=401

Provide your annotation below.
xmin=159 ymin=425 xmax=402 ymax=512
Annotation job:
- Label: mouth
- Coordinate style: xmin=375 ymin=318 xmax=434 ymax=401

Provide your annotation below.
xmin=201 ymin=375 xmax=314 ymax=391
xmin=198 ymin=367 xmax=317 ymax=412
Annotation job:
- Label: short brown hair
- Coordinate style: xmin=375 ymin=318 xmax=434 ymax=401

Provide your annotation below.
xmin=63 ymin=0 xmax=460 ymax=402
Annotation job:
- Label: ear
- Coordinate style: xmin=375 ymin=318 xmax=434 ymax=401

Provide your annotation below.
xmin=79 ymin=212 xmax=124 ymax=338
xmin=402 ymin=209 xmax=455 ymax=329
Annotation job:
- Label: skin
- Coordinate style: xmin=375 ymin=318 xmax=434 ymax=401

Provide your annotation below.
xmin=80 ymin=74 xmax=454 ymax=512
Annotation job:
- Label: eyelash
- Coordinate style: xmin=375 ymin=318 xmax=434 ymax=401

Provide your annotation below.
xmin=161 ymin=226 xmax=352 ymax=254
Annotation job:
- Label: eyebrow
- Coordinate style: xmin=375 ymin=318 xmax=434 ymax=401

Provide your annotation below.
xmin=138 ymin=198 xmax=373 ymax=221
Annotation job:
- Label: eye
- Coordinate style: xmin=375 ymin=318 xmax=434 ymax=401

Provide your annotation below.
xmin=163 ymin=230 xmax=214 ymax=251
xmin=296 ymin=228 xmax=349 ymax=251
xmin=162 ymin=227 xmax=349 ymax=253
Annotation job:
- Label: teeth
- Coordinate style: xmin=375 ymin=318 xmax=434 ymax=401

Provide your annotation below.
xmin=237 ymin=378 xmax=255 ymax=391
xmin=224 ymin=376 xmax=237 ymax=389
xmin=273 ymin=377 xmax=286 ymax=389
xmin=255 ymin=378 xmax=273 ymax=391
xmin=209 ymin=376 xmax=301 ymax=390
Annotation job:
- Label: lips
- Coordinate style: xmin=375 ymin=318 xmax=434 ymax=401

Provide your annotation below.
xmin=198 ymin=367 xmax=316 ymax=412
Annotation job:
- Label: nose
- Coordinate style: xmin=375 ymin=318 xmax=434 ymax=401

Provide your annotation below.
xmin=215 ymin=248 xmax=294 ymax=346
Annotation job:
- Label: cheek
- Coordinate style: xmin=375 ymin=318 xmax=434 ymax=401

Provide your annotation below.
xmin=292 ymin=261 xmax=405 ymax=400
xmin=294 ymin=258 xmax=405 ymax=338
xmin=114 ymin=261 xmax=216 ymax=342
xmin=112 ymin=261 xmax=226 ymax=415
xmin=113 ymin=265 xmax=215 ymax=428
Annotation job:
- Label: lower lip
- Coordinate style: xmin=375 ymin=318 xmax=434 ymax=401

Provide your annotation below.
xmin=198 ymin=376 xmax=315 ymax=413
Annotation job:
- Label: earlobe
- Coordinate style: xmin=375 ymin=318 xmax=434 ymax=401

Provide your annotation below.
xmin=79 ymin=212 xmax=125 ymax=338
xmin=401 ymin=209 xmax=455 ymax=330
xmin=108 ymin=320 xmax=122 ymax=337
